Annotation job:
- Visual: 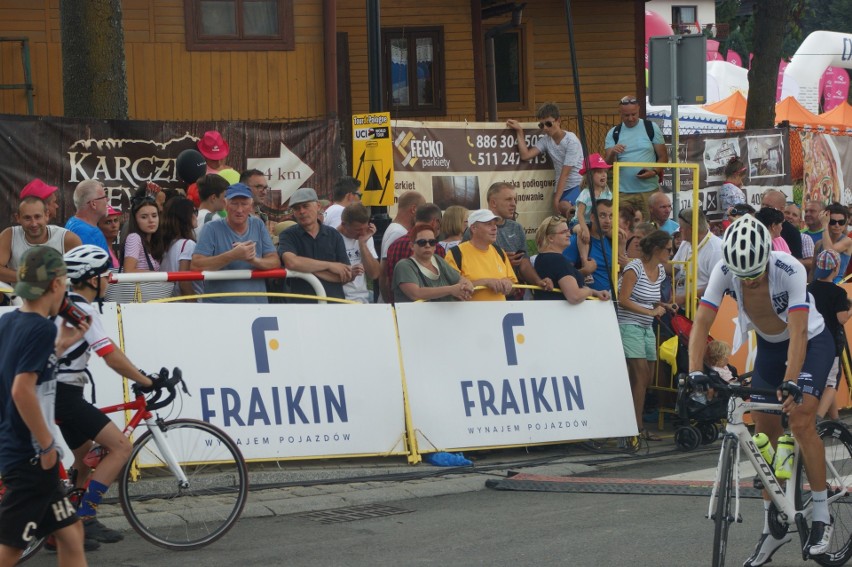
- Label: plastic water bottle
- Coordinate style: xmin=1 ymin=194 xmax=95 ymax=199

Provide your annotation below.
xmin=83 ymin=444 xmax=107 ymax=468
xmin=774 ymin=435 xmax=795 ymax=480
xmin=752 ymin=433 xmax=775 ymax=465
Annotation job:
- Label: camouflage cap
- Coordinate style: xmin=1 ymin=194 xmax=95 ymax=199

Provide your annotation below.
xmin=14 ymin=246 xmax=67 ymax=300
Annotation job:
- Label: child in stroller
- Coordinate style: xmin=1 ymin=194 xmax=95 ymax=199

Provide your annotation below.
xmin=663 ymin=312 xmax=740 ymax=451
xmin=673 ymin=339 xmax=743 ymax=451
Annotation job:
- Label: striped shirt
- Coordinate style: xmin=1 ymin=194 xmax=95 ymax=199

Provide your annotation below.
xmin=617 ymin=258 xmax=665 ymax=327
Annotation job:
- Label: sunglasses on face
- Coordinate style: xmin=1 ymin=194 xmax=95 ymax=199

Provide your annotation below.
xmin=740 ymin=270 xmax=766 ymax=282
xmin=538 ymin=120 xmax=555 ymax=129
xmin=414 ymin=239 xmax=438 ymax=247
xmin=829 ymin=218 xmax=847 ymax=226
xmin=620 ymin=96 xmax=638 ymax=105
xmin=353 ymin=192 xmax=363 ymax=198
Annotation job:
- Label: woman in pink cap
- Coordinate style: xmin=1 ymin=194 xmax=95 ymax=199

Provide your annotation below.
xmin=573 ymin=153 xmax=614 ymax=271
xmin=97 ymin=205 xmax=123 ymax=268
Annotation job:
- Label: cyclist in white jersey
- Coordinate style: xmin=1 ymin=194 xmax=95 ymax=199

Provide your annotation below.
xmin=53 ymin=245 xmax=157 ymax=547
xmin=688 ymin=215 xmax=836 ymax=566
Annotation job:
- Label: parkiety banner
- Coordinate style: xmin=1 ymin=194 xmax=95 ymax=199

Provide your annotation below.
xmin=0 ymin=114 xmax=340 ymax=231
xmin=390 ymin=120 xmax=555 ymax=238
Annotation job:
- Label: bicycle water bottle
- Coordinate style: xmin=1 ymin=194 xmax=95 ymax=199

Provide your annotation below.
xmin=774 ymin=434 xmax=795 ymax=480
xmin=753 ymin=433 xmax=775 ymax=465
xmin=83 ymin=444 xmax=107 ymax=468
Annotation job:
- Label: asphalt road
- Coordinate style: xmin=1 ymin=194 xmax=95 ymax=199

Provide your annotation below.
xmin=24 ymin=446 xmax=821 ymax=567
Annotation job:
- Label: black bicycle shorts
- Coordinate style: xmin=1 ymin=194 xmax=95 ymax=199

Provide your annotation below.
xmin=55 ymin=382 xmax=111 ymax=451
xmin=0 ymin=460 xmax=78 ymax=549
xmin=750 ymin=325 xmax=835 ymax=407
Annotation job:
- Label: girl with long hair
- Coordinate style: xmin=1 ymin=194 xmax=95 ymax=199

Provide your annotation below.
xmin=160 ymin=197 xmax=200 ymax=297
xmin=121 ymin=194 xmax=164 ymax=273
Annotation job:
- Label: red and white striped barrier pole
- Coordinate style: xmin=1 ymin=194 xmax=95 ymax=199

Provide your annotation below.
xmin=109 ymin=269 xmax=330 ymax=303
xmin=109 ymin=268 xmax=288 ymax=283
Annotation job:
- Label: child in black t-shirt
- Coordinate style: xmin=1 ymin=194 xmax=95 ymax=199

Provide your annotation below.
xmin=807 ymin=249 xmax=852 ymax=420
xmin=0 ymin=246 xmax=88 ymax=564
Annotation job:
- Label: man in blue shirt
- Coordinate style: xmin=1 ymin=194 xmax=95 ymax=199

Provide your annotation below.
xmin=564 ymin=199 xmax=614 ymax=292
xmin=65 ymin=180 xmax=110 ymax=255
xmin=191 ymin=183 xmax=279 ymax=303
xmin=604 ymin=96 xmax=668 ymax=220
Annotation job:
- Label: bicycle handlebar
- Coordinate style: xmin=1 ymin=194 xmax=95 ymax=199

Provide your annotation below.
xmin=681 ymin=373 xmax=804 ymax=404
xmin=132 ymin=367 xmax=189 ymax=411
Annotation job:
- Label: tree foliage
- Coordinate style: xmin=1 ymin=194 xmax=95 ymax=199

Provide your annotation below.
xmin=60 ymin=0 xmax=129 ymax=119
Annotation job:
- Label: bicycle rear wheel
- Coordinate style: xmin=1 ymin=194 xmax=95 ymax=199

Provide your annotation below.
xmin=118 ymin=419 xmax=248 ymax=550
xmin=713 ymin=435 xmax=737 ymax=567
xmin=794 ymin=420 xmax=852 ymax=567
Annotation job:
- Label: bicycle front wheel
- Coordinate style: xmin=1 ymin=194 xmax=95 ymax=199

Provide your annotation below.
xmin=795 ymin=420 xmax=852 ymax=567
xmin=713 ymin=435 xmax=737 ymax=567
xmin=118 ymin=419 xmax=248 ymax=550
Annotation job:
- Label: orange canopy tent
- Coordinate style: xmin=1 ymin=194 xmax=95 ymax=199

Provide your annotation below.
xmin=819 ymin=101 xmax=852 ymax=135
xmin=774 ymin=96 xmax=827 ymax=130
xmin=703 ymin=91 xmax=747 ymax=130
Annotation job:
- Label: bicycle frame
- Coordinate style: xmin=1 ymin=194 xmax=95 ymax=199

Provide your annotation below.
xmin=98 ymin=394 xmax=190 ymax=486
xmin=709 ymin=393 xmax=850 ymax=548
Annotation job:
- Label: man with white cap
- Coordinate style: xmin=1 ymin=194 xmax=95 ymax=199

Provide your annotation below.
xmin=191 ymin=183 xmax=279 ymax=303
xmin=279 ymin=187 xmax=352 ymax=303
xmin=445 ymin=209 xmax=517 ymax=301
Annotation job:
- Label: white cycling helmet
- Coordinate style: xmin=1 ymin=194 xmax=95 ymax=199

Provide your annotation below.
xmin=722 ymin=215 xmax=772 ymax=278
xmin=64 ymin=245 xmax=111 ymax=283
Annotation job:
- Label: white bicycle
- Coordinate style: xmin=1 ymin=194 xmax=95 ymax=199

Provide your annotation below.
xmin=679 ymin=374 xmax=852 ymax=567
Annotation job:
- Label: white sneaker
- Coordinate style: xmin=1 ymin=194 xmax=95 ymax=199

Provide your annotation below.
xmin=743 ymin=533 xmax=791 ymax=567
xmin=808 ymin=520 xmax=834 ymax=556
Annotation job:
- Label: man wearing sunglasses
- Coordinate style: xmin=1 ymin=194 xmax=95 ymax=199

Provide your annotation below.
xmin=814 ymin=203 xmax=852 ymax=284
xmin=323 ymin=176 xmax=363 ymax=229
xmin=506 ymin=102 xmax=583 ymax=216
xmin=240 ymin=169 xmax=274 ymax=234
xmin=603 ymin=96 xmax=668 ymax=220
xmin=689 ymin=215 xmax=836 ymax=564
xmin=65 ymin=180 xmax=111 ymax=257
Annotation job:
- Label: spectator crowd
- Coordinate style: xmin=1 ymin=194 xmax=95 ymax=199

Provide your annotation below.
xmin=1 ymin=111 xmax=850 ymax=428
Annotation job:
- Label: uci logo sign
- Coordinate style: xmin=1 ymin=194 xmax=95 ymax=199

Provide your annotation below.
xmin=354 ymin=128 xmax=375 ymax=140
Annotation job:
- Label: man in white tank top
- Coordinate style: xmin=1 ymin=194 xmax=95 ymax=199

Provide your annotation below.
xmin=0 ymin=197 xmax=81 ymax=284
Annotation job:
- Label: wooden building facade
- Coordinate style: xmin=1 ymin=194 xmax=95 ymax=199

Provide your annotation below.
xmin=0 ymin=0 xmax=642 ymax=136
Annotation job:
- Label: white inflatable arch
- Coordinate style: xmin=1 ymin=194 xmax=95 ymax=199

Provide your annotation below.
xmin=781 ymin=31 xmax=852 ymax=113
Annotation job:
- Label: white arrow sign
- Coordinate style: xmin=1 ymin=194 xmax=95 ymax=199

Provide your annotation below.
xmin=246 ymin=143 xmax=315 ymax=205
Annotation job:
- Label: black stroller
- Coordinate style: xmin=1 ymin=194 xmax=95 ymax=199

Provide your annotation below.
xmin=662 ymin=314 xmax=733 ymax=451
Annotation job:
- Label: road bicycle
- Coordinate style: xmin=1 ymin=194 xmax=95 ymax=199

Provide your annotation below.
xmin=679 ymin=373 xmax=852 ymax=567
xmin=15 ymin=367 xmax=248 ymax=562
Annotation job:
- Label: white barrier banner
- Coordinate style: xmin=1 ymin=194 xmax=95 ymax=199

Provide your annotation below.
xmin=118 ymin=303 xmax=407 ymax=460
xmin=396 ymin=301 xmax=636 ymax=451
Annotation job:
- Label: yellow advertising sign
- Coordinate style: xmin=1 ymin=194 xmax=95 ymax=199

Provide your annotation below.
xmin=352 ymin=112 xmax=394 ymax=206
